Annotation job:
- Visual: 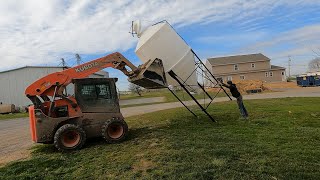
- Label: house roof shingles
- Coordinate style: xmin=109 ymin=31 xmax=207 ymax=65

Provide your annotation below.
xmin=207 ymin=53 xmax=270 ymax=66
xmin=271 ymin=65 xmax=285 ymax=70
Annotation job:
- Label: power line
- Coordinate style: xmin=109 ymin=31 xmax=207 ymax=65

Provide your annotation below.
xmin=271 ymin=54 xmax=317 ymax=60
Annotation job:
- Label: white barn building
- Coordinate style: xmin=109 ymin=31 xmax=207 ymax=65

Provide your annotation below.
xmin=0 ymin=66 xmax=108 ymax=107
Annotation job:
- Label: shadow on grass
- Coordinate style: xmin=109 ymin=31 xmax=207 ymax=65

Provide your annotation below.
xmin=31 ymin=125 xmax=166 ymax=154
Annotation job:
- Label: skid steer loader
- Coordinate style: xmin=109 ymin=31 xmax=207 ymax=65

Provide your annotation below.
xmin=25 ymin=52 xmax=166 ymax=151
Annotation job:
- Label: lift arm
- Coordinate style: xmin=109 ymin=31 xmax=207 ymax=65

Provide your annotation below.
xmin=25 ymin=52 xmax=140 ymax=97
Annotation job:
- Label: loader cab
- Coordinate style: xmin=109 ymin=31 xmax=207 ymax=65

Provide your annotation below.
xmin=73 ymin=78 xmax=120 ymax=113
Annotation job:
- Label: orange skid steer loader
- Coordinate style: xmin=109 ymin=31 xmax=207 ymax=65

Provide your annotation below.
xmin=25 ymin=52 xmax=166 ymax=151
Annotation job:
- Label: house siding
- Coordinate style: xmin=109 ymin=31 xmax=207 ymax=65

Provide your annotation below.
xmin=207 ymin=53 xmax=286 ymax=84
xmin=212 ymin=60 xmax=271 ymax=75
xmin=218 ymin=69 xmax=285 ymax=82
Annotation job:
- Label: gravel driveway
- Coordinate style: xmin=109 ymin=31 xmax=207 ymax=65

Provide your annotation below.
xmin=1 ymin=87 xmax=319 ymax=166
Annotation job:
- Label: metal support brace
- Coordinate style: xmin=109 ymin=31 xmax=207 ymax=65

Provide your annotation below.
xmin=167 ymin=88 xmax=197 ymax=117
xmin=168 ymin=70 xmax=216 ymax=122
xmin=197 ymin=82 xmax=213 ymax=100
xmin=191 ymin=49 xmax=232 ymax=101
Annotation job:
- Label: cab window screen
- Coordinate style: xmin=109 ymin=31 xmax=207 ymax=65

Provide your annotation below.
xmin=81 ymin=84 xmax=97 ymax=99
xmin=76 ymin=81 xmax=117 ymax=112
xmin=80 ymin=83 xmax=112 ymax=99
xmin=96 ymin=84 xmax=112 ymax=99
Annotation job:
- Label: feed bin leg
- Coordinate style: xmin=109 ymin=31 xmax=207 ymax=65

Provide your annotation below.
xmin=168 ymin=70 xmax=216 ymax=122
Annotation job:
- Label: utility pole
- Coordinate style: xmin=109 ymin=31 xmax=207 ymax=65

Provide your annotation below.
xmin=288 ymin=55 xmax=292 ymax=78
xmin=75 ymin=54 xmax=81 ymax=65
xmin=60 ymin=58 xmax=68 ymax=94
xmin=61 ymin=58 xmax=66 ymax=69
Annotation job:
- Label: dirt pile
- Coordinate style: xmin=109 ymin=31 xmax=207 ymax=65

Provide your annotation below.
xmin=206 ymin=80 xmax=268 ymax=93
xmin=233 ymin=80 xmax=269 ymax=93
xmin=207 ymin=81 xmax=300 ymax=94
xmin=264 ymin=81 xmax=300 ymax=89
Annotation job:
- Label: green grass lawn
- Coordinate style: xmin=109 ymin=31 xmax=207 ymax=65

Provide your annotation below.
xmin=1 ymin=97 xmax=320 ymax=179
xmin=0 ymin=113 xmax=28 ymax=120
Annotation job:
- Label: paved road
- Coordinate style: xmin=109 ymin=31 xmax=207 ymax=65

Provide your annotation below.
xmin=1 ymin=87 xmax=319 ymax=165
xmin=119 ymin=97 xmax=165 ymax=106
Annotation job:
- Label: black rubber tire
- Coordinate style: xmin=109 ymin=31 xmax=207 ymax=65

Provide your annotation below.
xmin=54 ymin=124 xmax=86 ymax=151
xmin=101 ymin=118 xmax=128 ymax=143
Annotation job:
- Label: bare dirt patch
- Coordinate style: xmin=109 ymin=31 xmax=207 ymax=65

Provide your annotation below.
xmin=132 ymin=159 xmax=155 ymax=172
xmin=0 ymin=149 xmax=30 ymax=167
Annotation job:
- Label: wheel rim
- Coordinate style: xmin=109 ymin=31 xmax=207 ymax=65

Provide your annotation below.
xmin=107 ymin=123 xmax=124 ymax=139
xmin=61 ymin=130 xmax=81 ymax=148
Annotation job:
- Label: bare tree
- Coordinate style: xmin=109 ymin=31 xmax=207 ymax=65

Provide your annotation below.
xmin=308 ymin=57 xmax=320 ymax=71
xmin=128 ymin=83 xmax=143 ymax=96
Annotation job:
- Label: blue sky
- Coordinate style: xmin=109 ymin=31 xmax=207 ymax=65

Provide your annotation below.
xmin=0 ymin=0 xmax=320 ymax=90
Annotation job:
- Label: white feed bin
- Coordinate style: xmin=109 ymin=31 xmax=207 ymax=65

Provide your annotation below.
xmin=134 ymin=21 xmax=197 ymax=88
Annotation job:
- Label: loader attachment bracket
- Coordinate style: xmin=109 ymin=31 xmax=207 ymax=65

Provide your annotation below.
xmin=129 ymin=58 xmax=167 ymax=89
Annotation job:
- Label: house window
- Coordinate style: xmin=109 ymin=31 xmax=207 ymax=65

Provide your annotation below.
xmin=227 ymin=76 xmax=232 ymax=81
xmin=269 ymin=72 xmax=273 ymax=77
xmin=234 ymin=64 xmax=239 ymax=71
xmin=251 ymin=63 xmax=255 ymax=68
xmin=216 ymin=77 xmax=223 ymax=83
xmin=265 ymin=72 xmax=269 ymax=77
xmin=240 ymin=75 xmax=245 ymax=80
xmin=281 ymin=72 xmax=285 ymax=76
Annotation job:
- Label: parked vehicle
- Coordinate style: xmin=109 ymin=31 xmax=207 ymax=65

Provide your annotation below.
xmin=297 ymin=72 xmax=320 ymax=87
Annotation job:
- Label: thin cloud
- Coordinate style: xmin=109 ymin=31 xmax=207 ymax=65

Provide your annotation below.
xmin=238 ymin=24 xmax=320 ymax=75
xmin=0 ymin=0 xmax=320 ymax=71
xmin=243 ymin=24 xmax=320 ymax=56
xmin=196 ymin=32 xmax=267 ymax=45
